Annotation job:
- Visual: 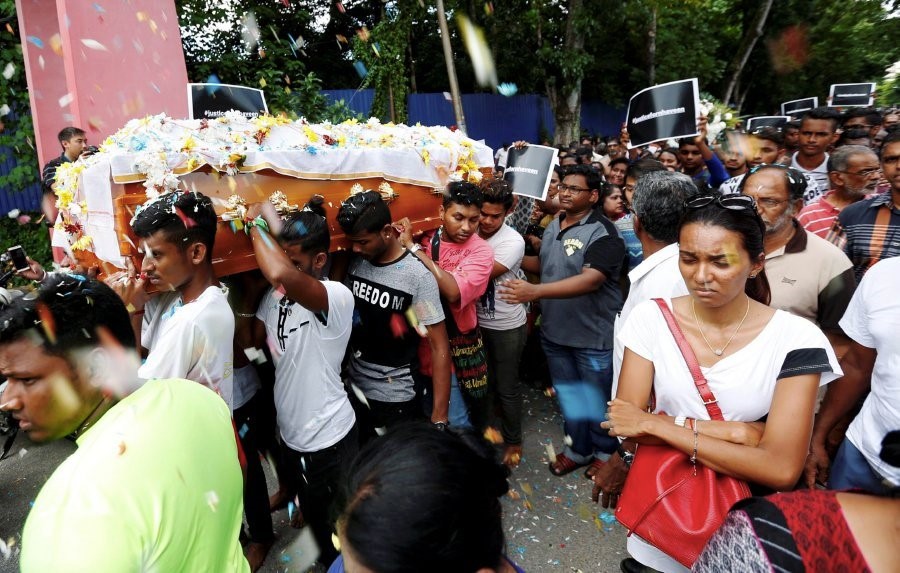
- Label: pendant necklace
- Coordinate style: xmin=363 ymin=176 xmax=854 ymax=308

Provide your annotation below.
xmin=691 ymin=296 xmax=751 ymax=357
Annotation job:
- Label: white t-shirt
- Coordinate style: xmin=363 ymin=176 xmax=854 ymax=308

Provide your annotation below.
xmin=476 ymin=224 xmax=527 ymax=330
xmin=140 ymin=286 xmax=234 ymax=409
xmin=256 ymin=281 xmax=356 ymax=453
xmin=613 ymin=243 xmax=689 ymax=396
xmin=840 ymin=256 xmax=900 ymax=485
xmin=790 ymin=152 xmax=829 ymax=205
xmin=618 ymin=297 xmax=842 ymax=572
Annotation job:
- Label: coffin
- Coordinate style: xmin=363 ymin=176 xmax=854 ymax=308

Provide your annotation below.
xmin=51 ymin=113 xmax=494 ymax=277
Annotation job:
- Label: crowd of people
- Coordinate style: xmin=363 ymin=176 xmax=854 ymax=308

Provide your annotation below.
xmin=0 ymin=104 xmax=898 ymax=572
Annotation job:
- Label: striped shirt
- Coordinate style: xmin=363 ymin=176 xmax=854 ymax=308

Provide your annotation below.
xmin=836 ymin=192 xmax=900 ymax=281
xmin=797 ymin=192 xmax=843 ymax=238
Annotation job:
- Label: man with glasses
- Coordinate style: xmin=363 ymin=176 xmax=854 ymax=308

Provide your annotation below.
xmin=833 ymin=130 xmax=900 ymax=281
xmin=499 ymin=165 xmax=625 ymax=478
xmin=842 ymin=107 xmax=883 ymax=143
xmin=798 ymin=146 xmax=881 ymax=242
xmin=740 ymin=165 xmax=856 ymax=355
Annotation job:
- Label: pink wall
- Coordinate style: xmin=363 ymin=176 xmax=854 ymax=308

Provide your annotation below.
xmin=17 ymin=0 xmax=189 ymax=167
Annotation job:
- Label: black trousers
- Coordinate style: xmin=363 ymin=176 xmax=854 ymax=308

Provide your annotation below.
xmin=283 ymin=424 xmax=359 ymax=566
xmin=233 ymin=392 xmax=275 ymax=544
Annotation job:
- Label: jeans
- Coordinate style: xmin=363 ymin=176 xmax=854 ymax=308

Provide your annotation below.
xmin=233 ymin=391 xmax=275 ymax=544
xmin=448 ymin=372 xmax=473 ymax=429
xmin=829 ymin=438 xmax=894 ymax=494
xmin=482 ymin=324 xmax=528 ymax=445
xmin=541 ymin=335 xmax=617 ymax=463
xmin=284 ymin=425 xmax=359 ymax=566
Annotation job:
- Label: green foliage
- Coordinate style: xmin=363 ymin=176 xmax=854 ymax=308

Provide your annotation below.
xmin=0 ymin=213 xmax=52 ymax=285
xmin=0 ymin=1 xmax=39 ymax=193
xmin=351 ymin=15 xmax=412 ymax=123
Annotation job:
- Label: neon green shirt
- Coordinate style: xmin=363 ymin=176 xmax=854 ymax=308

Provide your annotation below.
xmin=21 ymin=378 xmax=249 ymax=572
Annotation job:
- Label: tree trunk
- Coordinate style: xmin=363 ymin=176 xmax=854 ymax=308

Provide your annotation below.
xmin=551 ymin=0 xmax=585 ymax=145
xmin=648 ymin=5 xmax=657 ymax=85
xmin=721 ymin=0 xmax=774 ymax=106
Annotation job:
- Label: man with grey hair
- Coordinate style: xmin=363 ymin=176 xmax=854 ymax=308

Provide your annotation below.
xmin=741 ymin=165 xmax=856 ymax=355
xmin=797 ymin=145 xmax=881 ymax=242
xmin=592 ymin=170 xmax=695 ymax=511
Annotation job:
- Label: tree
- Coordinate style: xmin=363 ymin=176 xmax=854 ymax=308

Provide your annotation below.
xmin=0 ymin=0 xmax=39 ymax=193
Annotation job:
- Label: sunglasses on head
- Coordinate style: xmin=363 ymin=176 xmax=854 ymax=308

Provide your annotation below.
xmin=685 ymin=194 xmax=757 ymax=211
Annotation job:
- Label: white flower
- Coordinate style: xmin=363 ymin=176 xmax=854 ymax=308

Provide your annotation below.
xmin=7 ymin=209 xmax=19 ymax=219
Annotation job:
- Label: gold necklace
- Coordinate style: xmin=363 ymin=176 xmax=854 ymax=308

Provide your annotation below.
xmin=691 ymin=296 xmax=751 ymax=357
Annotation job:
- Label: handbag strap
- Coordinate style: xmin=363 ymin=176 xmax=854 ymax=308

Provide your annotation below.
xmin=652 ymin=298 xmax=725 ymax=421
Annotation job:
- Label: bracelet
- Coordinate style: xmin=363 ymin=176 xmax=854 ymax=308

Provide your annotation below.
xmin=245 ymin=215 xmax=270 ymax=235
xmin=691 ymin=420 xmax=700 ymax=475
xmin=674 ymin=415 xmax=687 ymax=428
xmin=235 ymin=311 xmax=255 ymax=318
xmin=407 ymin=243 xmax=423 ymax=254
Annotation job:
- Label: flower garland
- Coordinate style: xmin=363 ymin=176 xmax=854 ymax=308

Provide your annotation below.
xmin=52 ymin=161 xmax=93 ymax=251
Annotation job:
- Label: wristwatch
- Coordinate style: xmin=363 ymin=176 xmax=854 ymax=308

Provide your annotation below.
xmin=617 ymin=444 xmax=635 ymax=467
xmin=407 ymin=243 xmax=423 ymax=254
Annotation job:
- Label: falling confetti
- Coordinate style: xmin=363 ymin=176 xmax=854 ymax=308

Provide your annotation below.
xmin=241 ymin=11 xmax=261 ymax=52
xmin=352 ymin=61 xmax=368 ymax=79
xmin=457 ymin=14 xmax=497 ymax=88
xmin=80 ymin=38 xmax=109 ymax=51
xmin=49 ymin=34 xmax=63 ymax=55
xmin=498 ymin=82 xmax=518 ymax=97
xmin=205 ymin=490 xmax=219 ymax=512
xmin=2 ymin=63 xmax=14 ymax=80
xmin=26 ymin=36 xmax=43 ymax=48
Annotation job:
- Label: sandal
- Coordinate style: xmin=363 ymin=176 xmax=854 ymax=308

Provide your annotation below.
xmin=583 ymin=458 xmax=605 ymax=480
xmin=548 ymin=453 xmax=587 ymax=477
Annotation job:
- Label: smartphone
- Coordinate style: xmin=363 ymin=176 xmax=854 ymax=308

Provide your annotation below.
xmin=7 ymin=246 xmax=28 ymax=272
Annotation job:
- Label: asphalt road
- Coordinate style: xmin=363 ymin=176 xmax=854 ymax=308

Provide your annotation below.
xmin=0 ymin=385 xmax=628 ymax=573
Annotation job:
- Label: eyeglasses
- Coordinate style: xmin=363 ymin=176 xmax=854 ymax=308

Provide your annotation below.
xmin=685 ymin=194 xmax=757 ymax=211
xmin=755 ymin=197 xmax=788 ymax=209
xmin=556 ymin=184 xmax=591 ymax=194
xmin=838 ymin=168 xmax=882 ymax=178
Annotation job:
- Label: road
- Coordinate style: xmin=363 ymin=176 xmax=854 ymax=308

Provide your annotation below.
xmin=0 ymin=386 xmax=628 ymax=572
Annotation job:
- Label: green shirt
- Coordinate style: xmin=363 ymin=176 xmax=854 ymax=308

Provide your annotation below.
xmin=21 ymin=378 xmax=249 ymax=573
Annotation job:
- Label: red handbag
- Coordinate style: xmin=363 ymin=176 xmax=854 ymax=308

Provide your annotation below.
xmin=615 ymin=298 xmax=751 ymax=568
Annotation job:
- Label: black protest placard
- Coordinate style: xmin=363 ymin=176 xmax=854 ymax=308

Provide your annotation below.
xmin=187 ymin=83 xmax=269 ymax=120
xmin=829 ymin=83 xmax=875 ymax=108
xmin=781 ymin=98 xmax=818 ymax=117
xmin=746 ymin=116 xmax=790 ymax=132
xmin=626 ymin=78 xmax=700 ymax=148
xmin=503 ymin=145 xmax=557 ymax=201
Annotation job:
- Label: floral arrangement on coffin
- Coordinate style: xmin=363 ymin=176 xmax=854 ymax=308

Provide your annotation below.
xmin=52 ymin=112 xmax=491 ymax=257
xmin=698 ymin=94 xmax=740 ymax=145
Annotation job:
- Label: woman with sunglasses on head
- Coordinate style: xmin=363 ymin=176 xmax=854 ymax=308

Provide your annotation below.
xmin=603 ymin=193 xmax=842 ymax=573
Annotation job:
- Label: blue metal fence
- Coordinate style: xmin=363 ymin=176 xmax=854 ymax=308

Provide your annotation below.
xmin=0 ymin=147 xmax=42 ymax=214
xmin=323 ymin=89 xmax=626 ymax=150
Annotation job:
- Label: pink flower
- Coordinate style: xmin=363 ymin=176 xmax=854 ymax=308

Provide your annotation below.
xmin=17 ymin=214 xmax=31 ymax=225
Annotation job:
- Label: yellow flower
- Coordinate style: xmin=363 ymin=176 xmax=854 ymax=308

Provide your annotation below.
xmin=185 ymin=157 xmax=201 ymax=171
xmin=302 ymin=125 xmax=320 ymax=143
xmin=71 ymin=235 xmax=94 ymax=252
xmin=181 ymin=135 xmax=197 ymax=153
xmin=421 ymin=149 xmax=430 ymax=166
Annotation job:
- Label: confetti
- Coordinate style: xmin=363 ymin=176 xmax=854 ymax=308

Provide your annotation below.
xmin=498 ymin=82 xmax=518 ymax=97
xmin=483 ymin=426 xmax=503 ymax=444
xmin=80 ymin=38 xmax=109 ymax=51
xmin=2 ymin=63 xmax=14 ymax=80
xmin=49 ymin=34 xmax=62 ymax=55
xmin=457 ymin=14 xmax=497 ymax=88
xmin=205 ymin=490 xmax=219 ymax=512
xmin=58 ymin=93 xmax=74 ymax=107
xmin=545 ymin=442 xmax=556 ymax=461
xmin=352 ymin=61 xmax=368 ymax=78
xmin=26 ymin=36 xmax=43 ymax=48
xmin=241 ymin=11 xmax=261 ymax=52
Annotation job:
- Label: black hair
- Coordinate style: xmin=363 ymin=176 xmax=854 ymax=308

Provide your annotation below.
xmin=443 ymin=181 xmax=483 ymax=208
xmin=750 ymin=127 xmax=784 ymax=146
xmin=608 ymin=156 xmax=630 ymax=170
xmin=739 ymin=164 xmax=808 ymax=202
xmin=0 ymin=274 xmax=135 ymax=359
xmin=575 ymin=145 xmax=594 ymax=164
xmin=837 ymin=128 xmax=871 ymax=146
xmin=279 ymin=195 xmax=330 ymax=254
xmin=626 ymin=158 xmax=666 ymax=181
xmin=337 ymin=424 xmax=509 ymax=573
xmin=842 ymin=107 xmax=881 ymax=127
xmin=657 ymin=147 xmax=680 ymax=162
xmin=563 ymin=163 xmax=603 ymax=192
xmin=801 ymin=107 xmax=841 ymax=132
xmin=881 ymin=129 xmax=900 ymax=149
xmin=130 ymin=190 xmax=218 ymax=259
xmin=679 ymin=193 xmax=771 ymax=305
xmin=599 ymin=182 xmax=621 ymax=203
xmin=57 ymin=126 xmax=85 ymax=143
xmin=785 ymin=120 xmax=801 ymax=130
xmin=337 ymin=190 xmax=391 ymax=235
xmin=553 ymin=164 xmax=565 ymax=178
xmin=678 ymin=137 xmax=701 ymax=149
xmin=479 ymin=178 xmax=514 ymax=211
